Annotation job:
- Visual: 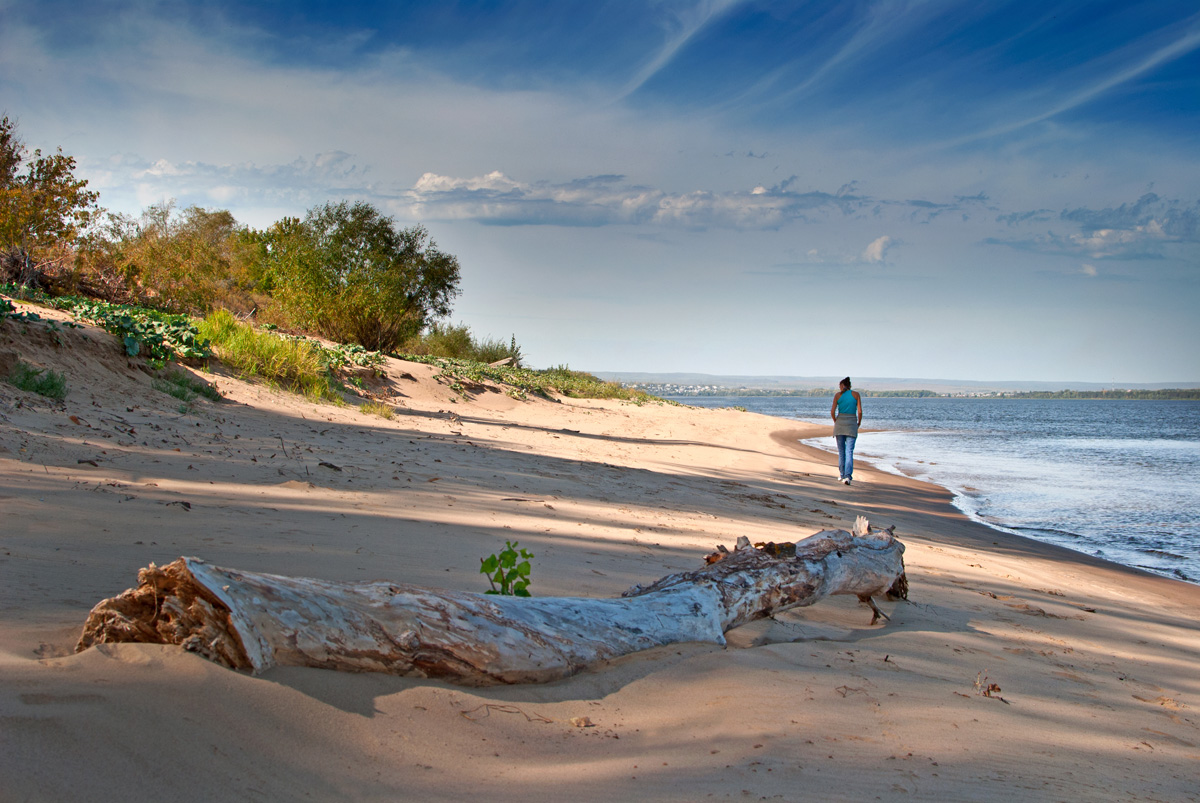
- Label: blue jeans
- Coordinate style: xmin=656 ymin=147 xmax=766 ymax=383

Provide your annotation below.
xmin=836 ymin=434 xmax=857 ymax=479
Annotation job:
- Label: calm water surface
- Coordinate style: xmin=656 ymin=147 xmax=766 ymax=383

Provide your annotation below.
xmin=668 ymin=396 xmax=1200 ymax=584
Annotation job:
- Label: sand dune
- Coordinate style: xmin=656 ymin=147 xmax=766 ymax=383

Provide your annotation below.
xmin=2 ymin=301 xmax=1198 ymax=801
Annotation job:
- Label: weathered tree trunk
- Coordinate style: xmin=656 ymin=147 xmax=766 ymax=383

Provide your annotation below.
xmin=77 ymin=521 xmax=906 ymax=685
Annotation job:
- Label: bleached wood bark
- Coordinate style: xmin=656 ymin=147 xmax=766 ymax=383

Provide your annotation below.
xmin=77 ymin=521 xmax=906 ymax=685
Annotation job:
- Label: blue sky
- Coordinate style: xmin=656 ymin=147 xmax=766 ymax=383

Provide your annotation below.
xmin=2 ymin=0 xmax=1198 ymax=382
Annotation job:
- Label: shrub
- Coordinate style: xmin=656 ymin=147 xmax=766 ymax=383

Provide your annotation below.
xmin=411 ymin=322 xmax=474 ymax=359
xmin=104 ymin=202 xmax=247 ymax=315
xmin=400 ymin=323 xmax=523 ymax=367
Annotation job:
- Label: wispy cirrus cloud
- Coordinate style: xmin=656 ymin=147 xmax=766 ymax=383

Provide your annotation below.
xmin=619 ymin=0 xmax=748 ymax=99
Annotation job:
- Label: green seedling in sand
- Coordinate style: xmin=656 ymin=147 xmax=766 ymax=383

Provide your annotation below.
xmin=480 ymin=540 xmax=534 ymax=597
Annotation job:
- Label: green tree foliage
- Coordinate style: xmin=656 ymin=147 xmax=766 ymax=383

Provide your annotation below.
xmin=0 ymin=116 xmax=100 ymax=286
xmin=106 ymin=201 xmax=249 ymax=314
xmin=266 ymin=201 xmax=461 ymax=353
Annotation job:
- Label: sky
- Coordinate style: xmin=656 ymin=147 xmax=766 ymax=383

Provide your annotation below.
xmin=2 ymin=0 xmax=1198 ymax=382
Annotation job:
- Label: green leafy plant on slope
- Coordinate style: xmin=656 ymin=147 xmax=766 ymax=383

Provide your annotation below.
xmin=4 ymin=286 xmax=211 ymax=365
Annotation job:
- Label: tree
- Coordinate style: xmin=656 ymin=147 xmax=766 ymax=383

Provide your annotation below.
xmin=107 ymin=201 xmax=244 ymax=313
xmin=0 ymin=116 xmax=100 ymax=287
xmin=267 ymin=201 xmax=461 ymax=352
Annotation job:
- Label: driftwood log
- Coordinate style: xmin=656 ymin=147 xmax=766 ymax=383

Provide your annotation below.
xmin=77 ymin=519 xmax=906 ymax=685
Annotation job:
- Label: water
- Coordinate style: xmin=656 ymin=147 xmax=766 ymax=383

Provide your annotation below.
xmin=668 ymin=396 xmax=1200 ymax=584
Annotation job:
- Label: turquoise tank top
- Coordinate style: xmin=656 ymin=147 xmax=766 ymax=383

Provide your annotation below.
xmin=836 ymin=392 xmax=857 ymax=416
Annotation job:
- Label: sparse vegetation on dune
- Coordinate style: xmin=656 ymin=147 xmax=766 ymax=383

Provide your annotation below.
xmin=399 ymin=353 xmax=666 ymax=404
xmin=6 ymin=287 xmax=666 ymax=406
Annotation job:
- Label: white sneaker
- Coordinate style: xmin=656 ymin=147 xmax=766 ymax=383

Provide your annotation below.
xmin=842 ymin=477 xmax=850 ymax=485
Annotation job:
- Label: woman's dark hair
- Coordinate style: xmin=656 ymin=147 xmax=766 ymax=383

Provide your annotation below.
xmin=841 ymin=377 xmax=852 ymax=389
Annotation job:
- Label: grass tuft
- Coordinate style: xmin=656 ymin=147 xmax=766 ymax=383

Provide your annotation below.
xmin=152 ymin=369 xmax=222 ymax=404
xmin=197 ymin=309 xmax=341 ymax=401
xmin=5 ymin=361 xmax=68 ymax=400
xmin=360 ymin=400 xmax=395 ymax=419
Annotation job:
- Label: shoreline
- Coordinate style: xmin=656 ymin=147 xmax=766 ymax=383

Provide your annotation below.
xmin=770 ymin=425 xmax=1200 ymax=605
xmin=768 ymin=406 xmax=1200 ymax=588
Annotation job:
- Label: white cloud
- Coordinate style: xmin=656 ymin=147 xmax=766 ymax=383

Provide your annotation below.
xmin=207 ymin=185 xmax=240 ymax=203
xmin=399 ymin=171 xmax=875 ymax=229
xmin=1068 ymin=220 xmax=1167 ymax=258
xmin=1079 ymin=263 xmax=1098 ymax=277
xmin=861 ymin=235 xmax=893 ymax=263
xmin=413 ymin=171 xmax=525 ymax=194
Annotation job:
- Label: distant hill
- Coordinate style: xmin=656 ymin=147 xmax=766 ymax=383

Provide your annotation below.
xmin=591 ymin=372 xmax=1200 ymax=395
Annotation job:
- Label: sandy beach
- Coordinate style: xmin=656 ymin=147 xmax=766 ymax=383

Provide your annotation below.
xmin=2 ymin=302 xmax=1199 ymax=802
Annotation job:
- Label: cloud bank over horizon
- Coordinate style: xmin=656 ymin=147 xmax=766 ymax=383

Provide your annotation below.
xmin=2 ymin=0 xmax=1198 ymax=381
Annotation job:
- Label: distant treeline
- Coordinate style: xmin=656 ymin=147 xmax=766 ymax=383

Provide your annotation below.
xmin=647 ymin=387 xmax=1200 ymax=400
xmin=643 ymin=387 xmax=942 ymax=398
xmin=995 ymin=389 xmax=1200 ymax=400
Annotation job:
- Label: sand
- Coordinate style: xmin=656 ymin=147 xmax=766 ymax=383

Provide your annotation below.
xmin=2 ymin=301 xmax=1198 ymax=802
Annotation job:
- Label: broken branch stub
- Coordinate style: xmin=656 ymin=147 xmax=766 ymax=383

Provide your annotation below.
xmin=77 ymin=525 xmax=906 ymax=685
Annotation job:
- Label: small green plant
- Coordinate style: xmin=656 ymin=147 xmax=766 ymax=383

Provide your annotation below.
xmin=4 ymin=361 xmax=68 ymax=400
xmin=480 ymin=540 xmax=534 ymax=597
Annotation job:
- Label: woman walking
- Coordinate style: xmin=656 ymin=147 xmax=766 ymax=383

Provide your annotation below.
xmin=831 ymin=377 xmax=863 ymax=485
